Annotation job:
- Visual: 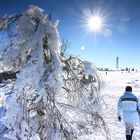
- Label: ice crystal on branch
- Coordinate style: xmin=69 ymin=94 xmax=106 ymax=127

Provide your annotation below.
xmin=0 ymin=5 xmax=110 ymax=140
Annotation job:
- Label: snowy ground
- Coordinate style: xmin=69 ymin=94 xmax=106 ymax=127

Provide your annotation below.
xmin=1 ymin=71 xmax=140 ymax=140
xmin=100 ymin=71 xmax=140 ymax=140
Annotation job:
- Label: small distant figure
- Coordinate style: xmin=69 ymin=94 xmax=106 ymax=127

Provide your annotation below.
xmin=105 ymin=71 xmax=107 ymax=75
xmin=117 ymin=86 xmax=140 ymax=140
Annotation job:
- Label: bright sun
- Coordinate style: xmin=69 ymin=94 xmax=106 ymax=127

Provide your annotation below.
xmin=87 ymin=16 xmax=103 ymax=31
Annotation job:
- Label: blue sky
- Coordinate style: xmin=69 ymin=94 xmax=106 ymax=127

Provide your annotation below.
xmin=0 ymin=0 xmax=140 ymax=69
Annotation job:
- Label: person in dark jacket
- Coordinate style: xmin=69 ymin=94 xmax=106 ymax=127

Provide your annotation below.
xmin=118 ymin=86 xmax=140 ymax=140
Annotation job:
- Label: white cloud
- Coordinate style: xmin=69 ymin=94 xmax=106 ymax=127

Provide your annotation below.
xmin=80 ymin=46 xmax=85 ymax=51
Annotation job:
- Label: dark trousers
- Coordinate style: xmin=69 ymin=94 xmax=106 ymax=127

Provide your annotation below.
xmin=126 ymin=129 xmax=134 ymax=140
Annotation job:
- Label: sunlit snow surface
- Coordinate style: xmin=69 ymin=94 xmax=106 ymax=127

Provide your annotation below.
xmin=1 ymin=71 xmax=140 ymax=140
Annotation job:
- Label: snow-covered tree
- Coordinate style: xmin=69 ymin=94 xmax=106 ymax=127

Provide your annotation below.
xmin=0 ymin=5 xmax=110 ymax=140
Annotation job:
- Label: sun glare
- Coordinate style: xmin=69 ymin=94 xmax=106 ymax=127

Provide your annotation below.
xmin=87 ymin=16 xmax=103 ymax=31
xmin=81 ymin=9 xmax=107 ymax=35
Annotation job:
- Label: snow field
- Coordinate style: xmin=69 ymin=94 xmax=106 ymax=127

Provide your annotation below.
xmin=101 ymin=71 xmax=140 ymax=140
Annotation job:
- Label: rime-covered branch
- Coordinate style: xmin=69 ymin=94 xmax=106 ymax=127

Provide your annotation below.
xmin=0 ymin=5 xmax=111 ymax=140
